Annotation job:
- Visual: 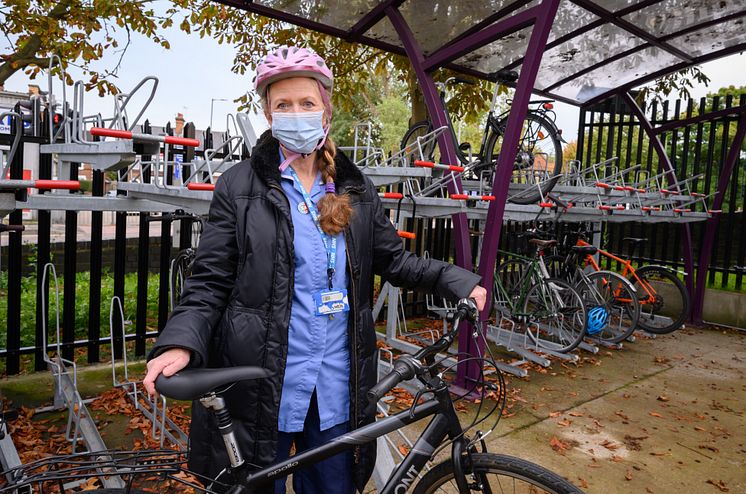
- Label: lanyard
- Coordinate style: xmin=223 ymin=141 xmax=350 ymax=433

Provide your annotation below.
xmin=287 ymin=167 xmax=337 ymax=290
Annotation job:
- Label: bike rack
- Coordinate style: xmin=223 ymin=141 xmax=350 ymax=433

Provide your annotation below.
xmin=108 ymin=296 xmax=188 ymax=450
xmin=37 ymin=263 xmax=126 ymax=489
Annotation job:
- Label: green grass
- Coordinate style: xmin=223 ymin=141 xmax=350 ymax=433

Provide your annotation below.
xmin=0 ymin=269 xmax=161 ymax=362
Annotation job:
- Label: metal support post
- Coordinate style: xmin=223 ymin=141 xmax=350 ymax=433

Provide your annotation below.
xmin=621 ymin=92 xmax=696 ymax=305
xmin=691 ymin=112 xmax=746 ymax=322
xmin=474 ymin=0 xmax=561 ymax=386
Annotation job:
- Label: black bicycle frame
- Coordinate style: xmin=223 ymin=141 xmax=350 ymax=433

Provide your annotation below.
xmin=225 ymin=384 xmax=466 ymax=494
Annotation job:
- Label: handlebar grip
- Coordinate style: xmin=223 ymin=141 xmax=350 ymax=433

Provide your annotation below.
xmin=367 ymin=368 xmax=403 ymax=404
xmin=452 ymin=77 xmax=475 ymax=85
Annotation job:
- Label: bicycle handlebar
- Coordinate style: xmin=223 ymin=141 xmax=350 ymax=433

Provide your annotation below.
xmin=367 ymin=298 xmax=478 ymax=403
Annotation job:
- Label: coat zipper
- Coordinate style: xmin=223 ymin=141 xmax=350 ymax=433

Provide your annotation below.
xmin=345 ymin=234 xmax=360 ymax=466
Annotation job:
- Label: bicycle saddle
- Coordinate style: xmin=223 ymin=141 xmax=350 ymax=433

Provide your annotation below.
xmin=494 ymin=69 xmax=519 ymax=84
xmin=155 ymin=366 xmax=272 ymax=401
xmin=571 ymin=245 xmax=597 ymax=256
xmin=622 ymin=237 xmax=648 ymax=245
xmin=528 ymin=238 xmax=557 ymax=248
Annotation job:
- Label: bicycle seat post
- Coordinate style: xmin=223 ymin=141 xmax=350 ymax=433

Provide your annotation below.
xmin=200 ymin=393 xmax=245 ymax=469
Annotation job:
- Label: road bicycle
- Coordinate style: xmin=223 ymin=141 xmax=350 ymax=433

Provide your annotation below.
xmin=400 ymin=70 xmax=564 ymax=205
xmin=554 ymin=226 xmax=689 ymax=334
xmin=494 ymin=241 xmax=587 ymax=353
xmin=1 ymin=300 xmax=585 ymax=494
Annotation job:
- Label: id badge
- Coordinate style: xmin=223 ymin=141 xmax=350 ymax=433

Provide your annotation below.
xmin=313 ymin=289 xmax=350 ymax=316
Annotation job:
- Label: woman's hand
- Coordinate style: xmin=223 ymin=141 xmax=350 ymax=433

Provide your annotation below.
xmin=143 ymin=348 xmax=191 ymax=396
xmin=469 ymin=285 xmax=487 ymax=312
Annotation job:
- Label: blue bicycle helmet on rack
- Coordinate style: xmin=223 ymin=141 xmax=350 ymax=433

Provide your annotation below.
xmin=586 ymin=306 xmax=609 ymax=335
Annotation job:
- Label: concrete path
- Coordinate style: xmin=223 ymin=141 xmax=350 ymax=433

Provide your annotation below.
xmin=375 ymin=326 xmax=745 ymax=493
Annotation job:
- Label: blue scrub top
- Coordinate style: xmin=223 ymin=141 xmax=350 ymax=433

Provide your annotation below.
xmin=277 ymin=164 xmax=351 ymax=432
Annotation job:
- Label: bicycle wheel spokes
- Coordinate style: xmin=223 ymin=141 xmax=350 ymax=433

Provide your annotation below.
xmin=485 ymin=113 xmax=563 ymax=204
xmin=581 ymin=271 xmax=640 ymax=344
xmin=523 ymin=278 xmax=585 ymax=353
xmin=631 ymin=266 xmax=689 ymax=334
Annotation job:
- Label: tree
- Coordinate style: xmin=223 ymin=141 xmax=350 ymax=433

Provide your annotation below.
xmin=0 ymin=0 xmax=190 ymax=95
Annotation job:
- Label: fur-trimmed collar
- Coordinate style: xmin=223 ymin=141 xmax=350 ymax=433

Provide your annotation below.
xmin=250 ymin=130 xmax=366 ymax=192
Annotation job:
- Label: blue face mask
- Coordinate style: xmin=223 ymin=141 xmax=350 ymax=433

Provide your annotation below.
xmin=271 ymin=111 xmax=325 ymax=155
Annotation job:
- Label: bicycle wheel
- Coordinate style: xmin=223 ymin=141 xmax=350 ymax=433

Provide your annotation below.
xmin=495 ymin=259 xmax=530 ymax=299
xmin=484 ymin=112 xmax=563 ymax=205
xmin=400 ymin=120 xmax=437 ymax=164
xmin=413 ymin=453 xmax=585 ymax=493
xmin=630 ymin=265 xmax=689 ymax=334
xmin=169 ymin=248 xmax=195 ymax=310
xmin=523 ymin=278 xmax=586 ymax=353
xmin=576 ymin=271 xmax=640 ymax=344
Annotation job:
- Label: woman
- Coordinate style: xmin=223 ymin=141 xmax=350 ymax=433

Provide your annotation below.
xmin=143 ymin=45 xmax=486 ymax=494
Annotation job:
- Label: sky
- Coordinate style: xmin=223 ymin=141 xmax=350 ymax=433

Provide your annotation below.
xmin=4 ymin=14 xmax=746 ymax=142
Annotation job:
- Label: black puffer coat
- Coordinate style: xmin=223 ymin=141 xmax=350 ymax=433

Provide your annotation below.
xmin=150 ymin=131 xmax=481 ymax=491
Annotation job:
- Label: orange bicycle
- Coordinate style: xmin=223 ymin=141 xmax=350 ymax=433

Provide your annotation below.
xmin=563 ymin=232 xmax=689 ymax=334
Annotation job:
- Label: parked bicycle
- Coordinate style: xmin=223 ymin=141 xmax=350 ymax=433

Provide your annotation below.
xmin=400 ymin=70 xmax=564 ymax=205
xmin=0 ymin=300 xmax=585 ymax=493
xmin=554 ymin=226 xmax=689 ymax=334
xmin=495 ymin=241 xmax=587 ymax=353
xmin=543 ymin=241 xmax=641 ymax=345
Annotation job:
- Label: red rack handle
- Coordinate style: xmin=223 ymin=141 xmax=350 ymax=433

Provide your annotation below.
xmin=381 ymin=192 xmax=404 ymax=199
xmin=450 ymin=194 xmax=469 ymax=200
xmin=35 ymin=180 xmax=80 ymax=190
xmin=397 ymin=231 xmax=416 ymax=239
xmin=673 ymin=208 xmax=691 ymax=213
xmin=413 ymin=160 xmax=434 ymax=168
xmin=539 ymin=202 xmax=555 ymax=208
xmin=90 ymin=127 xmax=132 ymax=139
xmin=187 ymin=183 xmax=215 ymax=191
xmin=594 ymin=182 xmax=611 ymax=189
xmin=90 ymin=127 xmax=200 ymax=147
xmin=481 ymin=195 xmax=496 ymax=201
xmin=448 ymin=165 xmax=465 ymax=172
xmin=164 ymin=135 xmax=201 ymax=147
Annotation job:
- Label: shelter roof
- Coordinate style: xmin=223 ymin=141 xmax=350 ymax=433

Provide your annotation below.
xmin=215 ymin=0 xmax=746 ymax=106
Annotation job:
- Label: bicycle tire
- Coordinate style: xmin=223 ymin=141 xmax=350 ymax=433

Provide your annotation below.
xmin=495 ymin=258 xmax=531 ymax=299
xmin=484 ymin=112 xmax=563 ymax=205
xmin=577 ymin=271 xmax=640 ymax=344
xmin=169 ymin=248 xmax=195 ymax=311
xmin=400 ymin=120 xmax=437 ymax=164
xmin=630 ymin=265 xmax=689 ymax=334
xmin=413 ymin=452 xmax=585 ymax=494
xmin=523 ymin=278 xmax=586 ymax=353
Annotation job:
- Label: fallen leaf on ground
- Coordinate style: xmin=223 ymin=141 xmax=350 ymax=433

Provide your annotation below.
xmin=625 ymin=469 xmax=633 ymax=481
xmin=550 ymin=436 xmax=570 ymax=454
xmin=649 ymin=411 xmax=663 ymax=418
xmin=706 ymin=479 xmax=729 ymax=492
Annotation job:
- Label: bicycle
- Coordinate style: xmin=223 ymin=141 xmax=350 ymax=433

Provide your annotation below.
xmin=555 ymin=227 xmax=689 ymax=334
xmin=1 ymin=300 xmax=585 ymax=494
xmin=544 ymin=242 xmax=641 ymax=345
xmin=400 ymin=70 xmax=564 ymax=205
xmin=494 ymin=240 xmax=587 ymax=353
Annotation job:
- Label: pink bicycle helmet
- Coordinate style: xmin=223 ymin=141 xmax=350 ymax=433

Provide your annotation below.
xmin=255 ymin=45 xmax=334 ymax=98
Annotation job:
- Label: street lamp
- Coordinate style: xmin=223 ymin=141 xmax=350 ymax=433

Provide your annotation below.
xmin=209 ymin=98 xmax=229 ymax=130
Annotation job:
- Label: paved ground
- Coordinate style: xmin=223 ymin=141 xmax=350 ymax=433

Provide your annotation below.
xmin=2 ymin=325 xmax=744 ymax=493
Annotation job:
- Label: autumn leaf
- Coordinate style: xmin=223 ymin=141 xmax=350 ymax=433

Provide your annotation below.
xmin=625 ymin=469 xmax=633 ymax=481
xmin=549 ymin=436 xmax=570 ymax=454
xmin=649 ymin=411 xmax=663 ymax=418
xmin=706 ymin=479 xmax=729 ymax=492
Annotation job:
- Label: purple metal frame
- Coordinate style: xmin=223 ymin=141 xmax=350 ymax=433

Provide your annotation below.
xmin=209 ymin=0 xmax=746 ymax=378
xmin=692 ymin=111 xmax=746 ymax=322
xmin=385 ymin=6 xmax=472 ymax=273
xmin=621 ymin=92 xmax=696 ymax=298
xmin=388 ymin=0 xmax=561 ymax=387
